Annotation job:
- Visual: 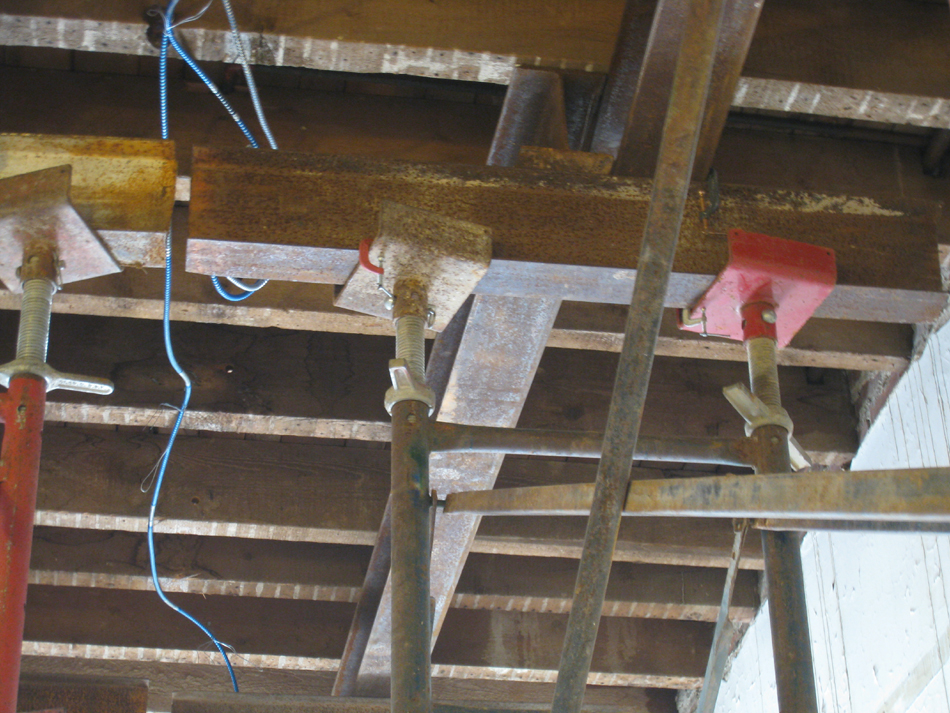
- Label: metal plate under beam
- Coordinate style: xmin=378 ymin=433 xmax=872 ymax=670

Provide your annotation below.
xmin=335 ymin=201 xmax=491 ymax=331
xmin=0 ymin=133 xmax=177 ymax=267
xmin=186 ymin=147 xmax=944 ymax=324
xmin=0 ymin=165 xmax=120 ymax=291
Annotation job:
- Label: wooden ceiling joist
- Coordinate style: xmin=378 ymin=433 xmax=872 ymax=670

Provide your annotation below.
xmin=3 ymin=0 xmax=950 ymax=118
xmin=1 ymin=0 xmax=948 ymax=708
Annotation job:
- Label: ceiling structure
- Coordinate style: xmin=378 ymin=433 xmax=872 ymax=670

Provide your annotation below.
xmin=0 ymin=0 xmax=949 ymax=711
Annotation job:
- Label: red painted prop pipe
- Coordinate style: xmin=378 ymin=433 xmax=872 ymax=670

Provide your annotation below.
xmin=0 ymin=376 xmax=46 ymax=713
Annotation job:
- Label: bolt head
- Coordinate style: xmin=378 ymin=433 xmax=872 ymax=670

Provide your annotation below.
xmin=762 ymin=309 xmax=777 ymax=324
xmin=384 ymin=296 xmax=395 ymax=311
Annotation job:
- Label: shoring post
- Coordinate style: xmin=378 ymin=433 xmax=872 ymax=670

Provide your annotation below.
xmin=386 ymin=278 xmax=435 ymax=713
xmin=743 ymin=302 xmax=819 ymax=713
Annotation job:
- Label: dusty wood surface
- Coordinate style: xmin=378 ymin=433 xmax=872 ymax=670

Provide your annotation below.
xmin=0 ymin=59 xmax=946 ymax=246
xmin=18 ymin=657 xmax=677 ymax=713
xmin=22 ymin=586 xmax=712 ymax=688
xmin=28 ymin=528 xmax=759 ymax=621
xmin=187 ymin=147 xmax=943 ymax=325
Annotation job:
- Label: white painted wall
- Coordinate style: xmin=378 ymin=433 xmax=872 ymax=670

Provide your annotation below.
xmin=717 ymin=322 xmax=950 ymax=713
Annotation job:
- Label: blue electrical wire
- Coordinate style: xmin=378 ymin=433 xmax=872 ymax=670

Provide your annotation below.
xmin=210 ymin=274 xmax=260 ymax=301
xmin=150 ymin=3 xmax=239 ymax=691
xmin=161 ymin=1 xmax=273 ymax=301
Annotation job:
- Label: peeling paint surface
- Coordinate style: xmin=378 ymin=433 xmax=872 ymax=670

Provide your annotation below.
xmin=718 ymin=320 xmax=950 ymax=713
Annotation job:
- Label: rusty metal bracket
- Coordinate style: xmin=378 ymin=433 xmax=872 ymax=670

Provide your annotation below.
xmin=0 ymin=165 xmax=121 ymax=292
xmin=336 ymin=201 xmax=492 ymax=332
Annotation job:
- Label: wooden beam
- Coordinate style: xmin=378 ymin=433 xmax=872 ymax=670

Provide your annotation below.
xmin=0 ymin=212 xmax=912 ymax=371
xmin=0 ymin=312 xmax=856 ymax=463
xmin=3 ymin=0 xmax=950 ymax=103
xmin=21 ymin=586 xmax=713 ymax=688
xmin=170 ymin=693 xmax=648 ymax=713
xmin=17 ymin=674 xmax=148 ymax=713
xmin=187 ymin=147 xmax=944 ymax=324
xmin=0 ymin=134 xmax=175 ymax=265
xmin=2 ymin=60 xmax=947 ymax=250
xmin=30 ymin=424 xmax=763 ymax=565
xmin=27 ymin=528 xmax=759 ymax=622
xmin=18 ymin=658 xmax=677 ymax=713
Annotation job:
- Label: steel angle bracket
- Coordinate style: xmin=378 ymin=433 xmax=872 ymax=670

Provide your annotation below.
xmin=678 ymin=229 xmax=836 ymax=348
xmin=335 ymin=201 xmax=492 ymax=331
xmin=0 ymin=165 xmax=120 ymax=292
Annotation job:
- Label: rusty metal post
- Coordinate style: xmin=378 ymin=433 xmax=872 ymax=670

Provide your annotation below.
xmin=744 ymin=304 xmax=818 ymax=713
xmin=387 ymin=278 xmax=434 ymax=713
xmin=428 ymin=422 xmax=751 ymax=466
xmin=550 ymin=0 xmax=729 ymax=709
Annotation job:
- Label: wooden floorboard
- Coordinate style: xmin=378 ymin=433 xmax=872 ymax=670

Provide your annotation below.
xmin=18 ymin=657 xmax=678 ymax=713
xmin=30 ymin=426 xmax=764 ymax=569
xmin=22 ymin=586 xmax=712 ymax=689
xmin=27 ymin=528 xmax=759 ymax=622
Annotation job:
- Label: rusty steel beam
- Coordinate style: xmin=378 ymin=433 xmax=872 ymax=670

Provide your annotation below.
xmin=487 ymin=69 xmax=570 ymax=166
xmin=186 ymin=148 xmax=944 ymax=325
xmin=428 ymin=423 xmax=752 ymax=466
xmin=444 ymin=467 xmax=950 ymax=524
xmin=550 ymin=0 xmax=731 ymax=709
xmin=606 ymin=0 xmax=762 ymax=178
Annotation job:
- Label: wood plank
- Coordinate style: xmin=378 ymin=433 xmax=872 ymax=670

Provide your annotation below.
xmin=4 ymin=0 xmax=950 ymax=99
xmin=551 ymin=304 xmax=912 ymax=372
xmin=29 ymin=426 xmax=762 ymax=569
xmin=0 ymin=312 xmax=857 ymax=464
xmin=21 ymin=586 xmax=713 ymax=689
xmin=187 ymin=147 xmax=943 ymax=324
xmin=0 ymin=206 xmax=910 ymax=371
xmin=170 ymin=693 xmax=645 ymax=713
xmin=17 ymin=674 xmax=148 ymax=713
xmin=18 ymin=658 xmax=677 ymax=713
xmin=27 ymin=528 xmax=758 ymax=622
xmin=2 ymin=62 xmax=948 ymax=249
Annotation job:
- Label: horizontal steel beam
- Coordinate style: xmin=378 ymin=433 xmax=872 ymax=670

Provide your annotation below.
xmin=428 ymin=423 xmax=751 ymax=466
xmin=187 ymin=148 xmax=944 ymax=324
xmin=444 ymin=467 xmax=950 ymax=525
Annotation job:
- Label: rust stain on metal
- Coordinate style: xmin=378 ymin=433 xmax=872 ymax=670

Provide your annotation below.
xmin=335 ymin=201 xmax=492 ymax=331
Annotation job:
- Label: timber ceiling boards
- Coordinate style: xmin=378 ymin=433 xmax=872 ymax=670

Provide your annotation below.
xmin=0 ymin=0 xmax=948 ymax=710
